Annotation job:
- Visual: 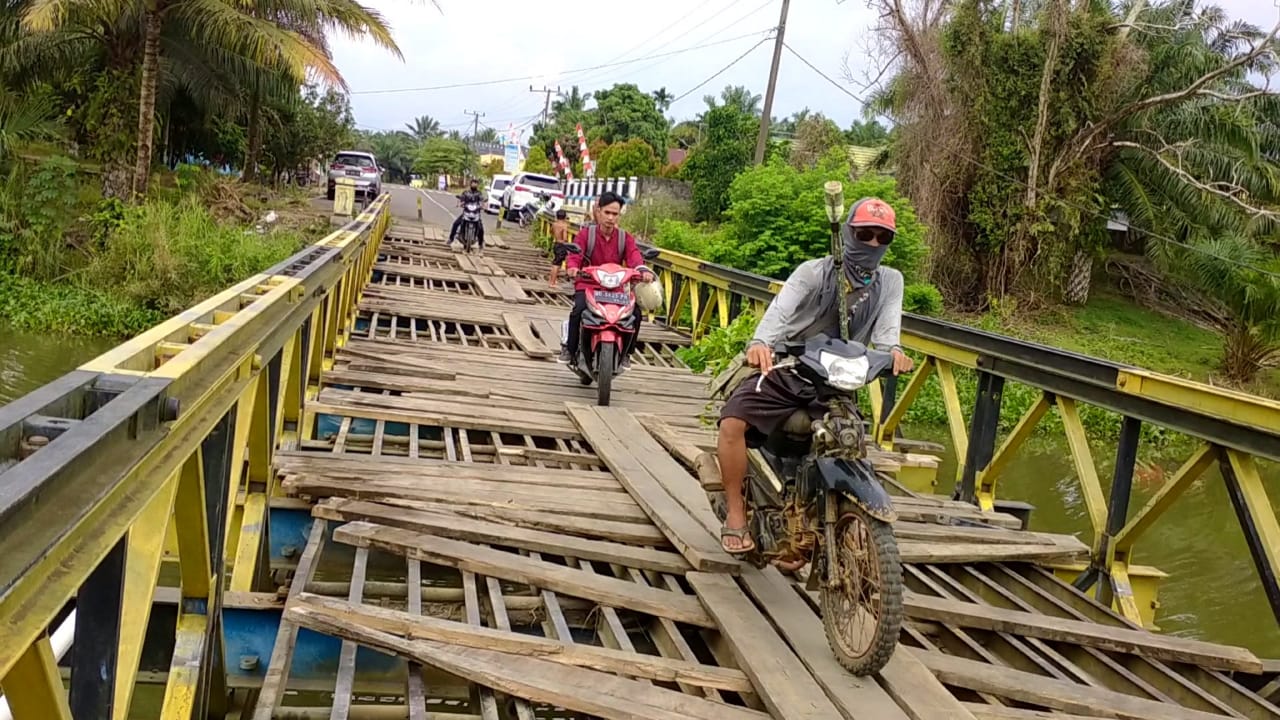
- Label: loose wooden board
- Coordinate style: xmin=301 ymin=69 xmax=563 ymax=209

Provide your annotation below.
xmin=315 ymin=499 xmax=690 ymax=574
xmin=896 ymin=541 xmax=1087 ymax=564
xmin=291 ymin=606 xmax=768 ymax=720
xmin=567 ymin=404 xmax=738 ymax=574
xmin=503 ymin=312 xmax=556 ymax=357
xmin=903 ymin=592 xmax=1262 ymax=673
xmin=736 ymin=566 xmax=914 ymax=720
xmin=288 ymin=594 xmax=750 ymax=692
xmin=913 ymin=649 xmax=1234 ymax=720
xmin=685 ymin=571 xmax=844 ymax=720
xmin=373 ymin=497 xmax=671 ymax=546
xmin=335 ymin=521 xmax=715 ymax=628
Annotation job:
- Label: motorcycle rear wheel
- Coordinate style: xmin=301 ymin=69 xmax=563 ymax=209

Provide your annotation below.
xmin=820 ymin=502 xmax=903 ymax=676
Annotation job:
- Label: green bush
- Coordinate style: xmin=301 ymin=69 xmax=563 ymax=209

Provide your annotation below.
xmin=84 ymin=198 xmax=305 ymax=314
xmin=0 ymin=274 xmax=161 ymax=336
xmin=0 ymin=156 xmax=82 ymax=280
xmin=904 ymin=283 xmax=944 ymax=315
xmin=676 ymin=311 xmax=758 ymax=374
xmin=715 ymin=154 xmax=928 ymax=281
xmin=619 ymin=193 xmax=695 ymax=240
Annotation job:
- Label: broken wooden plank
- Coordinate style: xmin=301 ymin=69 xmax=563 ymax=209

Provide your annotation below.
xmin=334 ymin=522 xmax=715 ymax=628
xmin=502 ymin=312 xmax=556 ymax=358
xmin=634 ymin=413 xmax=723 ymax=490
xmin=315 ymin=499 xmax=690 ymax=574
xmin=292 ymin=606 xmax=767 ymax=720
xmin=736 ymin=566 xmax=913 ymax=720
xmin=374 ymin=497 xmax=670 ymax=546
xmin=685 ymin=571 xmax=844 ymax=720
xmin=288 ymin=594 xmax=752 ymax=692
xmin=960 ymin=704 xmax=1112 ymax=720
xmin=251 ymin=519 xmax=326 ymax=720
xmin=567 ymin=404 xmax=738 ymax=574
xmin=903 ymin=592 xmax=1262 ymax=673
xmin=913 ymin=649 xmax=1232 ymax=720
xmin=897 ymin=541 xmax=1087 ymax=564
xmin=494 ymin=276 xmax=532 ymax=303
xmin=285 ymin=476 xmax=650 ymax=524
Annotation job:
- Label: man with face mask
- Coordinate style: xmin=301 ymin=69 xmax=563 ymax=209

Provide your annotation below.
xmin=715 ymin=197 xmax=915 ymax=556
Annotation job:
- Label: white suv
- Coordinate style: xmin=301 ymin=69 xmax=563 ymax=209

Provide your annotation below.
xmin=486 ymin=174 xmax=513 ymax=214
xmin=500 ymin=172 xmax=563 ymax=220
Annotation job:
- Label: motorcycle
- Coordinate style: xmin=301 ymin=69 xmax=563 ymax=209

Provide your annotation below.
xmin=458 ymin=201 xmax=483 ymax=254
xmin=713 ymin=334 xmax=903 ymax=676
xmin=515 ymin=192 xmax=548 ymax=229
xmin=563 ymin=243 xmax=659 ymax=406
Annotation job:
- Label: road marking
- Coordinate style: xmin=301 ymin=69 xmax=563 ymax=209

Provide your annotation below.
xmin=417 ymin=188 xmax=457 ymax=220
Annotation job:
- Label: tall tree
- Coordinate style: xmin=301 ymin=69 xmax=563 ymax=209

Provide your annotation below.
xmin=651 ymin=87 xmax=674 ymax=112
xmin=703 ymin=84 xmax=762 ymax=117
xmin=21 ymin=0 xmax=345 ymax=198
xmin=406 ymin=114 xmax=441 ymax=140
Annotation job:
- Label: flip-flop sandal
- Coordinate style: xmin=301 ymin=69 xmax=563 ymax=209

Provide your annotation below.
xmin=720 ymin=525 xmax=756 ymax=555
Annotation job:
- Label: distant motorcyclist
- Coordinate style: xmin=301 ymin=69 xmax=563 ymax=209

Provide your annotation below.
xmin=450 ymin=179 xmax=486 ymax=250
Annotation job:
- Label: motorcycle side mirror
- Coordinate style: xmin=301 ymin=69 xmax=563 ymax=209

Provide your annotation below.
xmin=642 ymin=247 xmax=661 ymax=260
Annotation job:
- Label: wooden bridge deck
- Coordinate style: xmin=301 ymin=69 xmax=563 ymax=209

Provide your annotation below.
xmin=252 ymin=221 xmax=1276 ymax=720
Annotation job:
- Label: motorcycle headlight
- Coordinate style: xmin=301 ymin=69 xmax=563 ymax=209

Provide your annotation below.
xmin=594 ymin=269 xmax=626 ymax=289
xmin=818 ymin=351 xmax=870 ymax=391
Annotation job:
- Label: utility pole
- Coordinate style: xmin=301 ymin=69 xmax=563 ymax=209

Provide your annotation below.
xmin=753 ymin=0 xmax=791 ymax=165
xmin=530 ymin=85 xmax=561 ymax=124
xmin=463 ymin=109 xmax=485 ymax=139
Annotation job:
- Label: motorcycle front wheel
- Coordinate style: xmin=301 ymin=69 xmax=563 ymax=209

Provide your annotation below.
xmin=595 ymin=342 xmax=616 ymax=406
xmin=820 ymin=501 xmax=903 ymax=676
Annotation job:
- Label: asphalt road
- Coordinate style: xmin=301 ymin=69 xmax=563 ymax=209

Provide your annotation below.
xmin=310 ymin=183 xmax=508 ymax=236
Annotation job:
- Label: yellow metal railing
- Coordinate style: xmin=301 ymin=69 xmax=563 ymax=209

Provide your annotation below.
xmin=0 ymin=195 xmax=390 ymax=719
xmin=535 ymin=211 xmax=1280 ymax=630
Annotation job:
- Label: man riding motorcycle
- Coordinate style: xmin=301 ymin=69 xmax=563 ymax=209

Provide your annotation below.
xmin=716 ymin=197 xmax=915 ymax=555
xmin=559 ymin=191 xmax=654 ymax=371
xmin=449 ymin=179 xmax=486 ymax=249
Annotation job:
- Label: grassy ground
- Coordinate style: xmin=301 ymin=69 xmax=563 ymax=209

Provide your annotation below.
xmin=951 ymin=291 xmax=1280 ymax=399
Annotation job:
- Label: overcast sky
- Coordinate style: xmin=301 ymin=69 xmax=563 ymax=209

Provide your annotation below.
xmin=330 ymin=0 xmax=1279 ymax=142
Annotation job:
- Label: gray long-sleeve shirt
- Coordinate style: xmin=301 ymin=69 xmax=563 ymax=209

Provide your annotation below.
xmin=749 ymin=257 xmax=904 ymax=350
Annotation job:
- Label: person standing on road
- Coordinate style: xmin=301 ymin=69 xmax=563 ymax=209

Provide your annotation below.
xmin=549 ymin=210 xmax=571 ymax=288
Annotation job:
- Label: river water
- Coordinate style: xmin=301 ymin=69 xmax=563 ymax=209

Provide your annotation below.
xmin=2 ymin=324 xmax=1277 ymax=660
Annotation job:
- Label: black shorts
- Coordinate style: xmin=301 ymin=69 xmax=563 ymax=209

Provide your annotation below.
xmin=551 ymin=242 xmax=570 ymax=267
xmin=718 ymin=370 xmax=825 ymax=444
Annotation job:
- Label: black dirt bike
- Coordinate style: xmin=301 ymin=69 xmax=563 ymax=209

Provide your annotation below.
xmin=714 ymin=333 xmax=903 ymax=676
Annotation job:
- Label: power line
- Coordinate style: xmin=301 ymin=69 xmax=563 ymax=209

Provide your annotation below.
xmin=590 ymin=0 xmax=778 ymax=89
xmin=350 ymin=30 xmax=770 ymax=96
xmin=780 ymin=44 xmax=1280 ymax=280
xmin=783 ymin=43 xmax=864 ymax=104
xmin=673 ymin=37 xmax=773 ymax=104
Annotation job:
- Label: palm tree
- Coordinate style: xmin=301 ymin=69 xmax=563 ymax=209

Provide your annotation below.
xmin=651 ymin=87 xmax=674 ymax=112
xmin=703 ymin=84 xmax=762 ymax=117
xmin=551 ymin=86 xmax=590 ymax=119
xmin=0 ymin=88 xmax=61 ymax=162
xmin=21 ymin=0 xmax=345 ymax=198
xmin=406 ymin=114 xmax=441 ymax=140
xmin=473 ymin=126 xmax=498 ymax=143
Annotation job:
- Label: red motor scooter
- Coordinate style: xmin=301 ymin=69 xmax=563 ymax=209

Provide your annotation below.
xmin=566 ymin=246 xmax=659 ymax=406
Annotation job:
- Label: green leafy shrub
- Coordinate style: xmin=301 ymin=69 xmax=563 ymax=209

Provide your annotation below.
xmin=0 ymin=156 xmax=81 ymax=279
xmin=719 ymin=154 xmax=928 ymax=281
xmin=676 ymin=311 xmax=758 ymax=374
xmin=0 ymin=274 xmax=161 ymax=336
xmin=904 ymin=283 xmax=944 ymax=315
xmin=84 ymin=198 xmax=305 ymax=314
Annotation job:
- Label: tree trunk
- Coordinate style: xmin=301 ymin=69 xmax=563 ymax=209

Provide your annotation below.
xmin=1024 ymin=0 xmax=1066 ymax=209
xmin=1063 ymin=250 xmax=1093 ymax=305
xmin=131 ymin=3 xmax=164 ymax=200
xmin=243 ymin=89 xmax=262 ymax=183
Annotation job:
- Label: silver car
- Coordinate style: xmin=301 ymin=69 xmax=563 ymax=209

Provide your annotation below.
xmin=326 ymin=151 xmax=382 ymax=200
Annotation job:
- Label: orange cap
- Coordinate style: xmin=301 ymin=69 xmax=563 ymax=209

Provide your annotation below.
xmin=847 ymin=197 xmax=896 ymax=233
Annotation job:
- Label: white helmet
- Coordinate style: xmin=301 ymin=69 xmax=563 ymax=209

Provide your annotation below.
xmin=634 ymin=276 xmax=664 ymax=312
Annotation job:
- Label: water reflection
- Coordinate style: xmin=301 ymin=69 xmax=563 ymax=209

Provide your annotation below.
xmin=916 ymin=427 xmax=1280 ymax=657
